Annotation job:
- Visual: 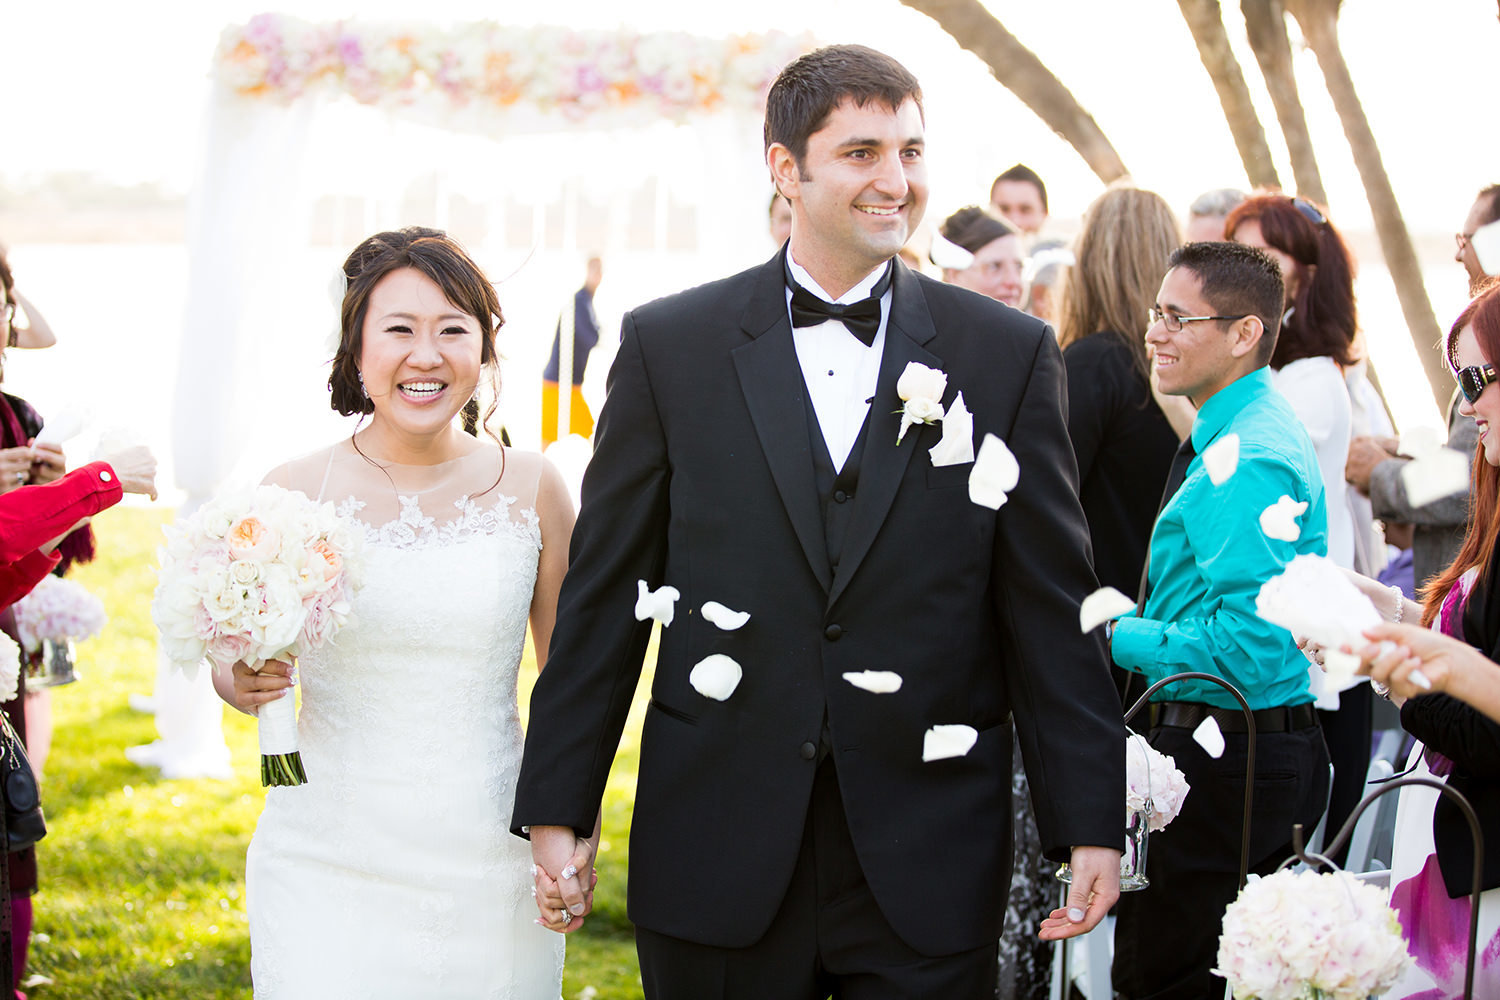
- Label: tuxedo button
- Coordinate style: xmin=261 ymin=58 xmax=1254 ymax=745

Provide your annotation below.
xmin=833 ymin=490 xmax=849 ymax=503
xmin=824 ymin=624 xmax=843 ymax=641
xmin=799 ymin=742 xmax=817 ymax=760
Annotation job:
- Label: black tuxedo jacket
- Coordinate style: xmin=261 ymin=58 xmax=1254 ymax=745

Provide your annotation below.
xmin=513 ymin=251 xmax=1125 ymax=957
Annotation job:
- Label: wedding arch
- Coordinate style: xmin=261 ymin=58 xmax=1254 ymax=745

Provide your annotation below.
xmin=173 ymin=14 xmax=810 ymax=506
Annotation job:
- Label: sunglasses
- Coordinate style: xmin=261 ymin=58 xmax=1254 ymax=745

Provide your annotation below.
xmin=1457 ymin=363 xmax=1499 ymax=404
xmin=1293 ymin=198 xmax=1328 ymax=227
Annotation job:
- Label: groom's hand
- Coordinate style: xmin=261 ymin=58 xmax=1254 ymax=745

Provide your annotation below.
xmin=1037 ymin=846 xmax=1121 ymax=940
xmin=530 ymin=825 xmax=597 ymax=934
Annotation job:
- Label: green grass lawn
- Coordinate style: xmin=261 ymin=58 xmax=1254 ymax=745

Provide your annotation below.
xmin=29 ymin=504 xmax=648 ymax=998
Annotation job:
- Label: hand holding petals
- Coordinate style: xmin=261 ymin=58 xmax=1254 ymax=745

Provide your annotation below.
xmin=689 ymin=654 xmax=742 ymax=701
xmin=635 ymin=580 xmax=680 ymax=627
xmin=1258 ymin=495 xmax=1308 ymax=542
xmin=922 ymin=724 xmax=978 ymax=761
xmin=968 ymin=434 xmax=1020 ymax=510
xmin=701 ymin=601 xmax=750 ymax=631
xmin=843 ymin=670 xmax=902 ymax=693
xmin=1201 ymin=433 xmax=1239 ymax=486
xmin=1080 ymin=586 xmax=1135 ymax=634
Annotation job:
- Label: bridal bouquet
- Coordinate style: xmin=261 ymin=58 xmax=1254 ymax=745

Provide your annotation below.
xmin=1215 ymin=869 xmax=1410 ymax=1000
xmin=152 ymin=485 xmax=364 ymax=786
xmin=13 ymin=576 xmax=108 ymax=653
xmin=1126 ymin=733 xmax=1189 ymax=833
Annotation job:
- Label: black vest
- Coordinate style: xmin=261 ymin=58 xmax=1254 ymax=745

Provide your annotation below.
xmin=804 ymin=395 xmax=871 ymax=578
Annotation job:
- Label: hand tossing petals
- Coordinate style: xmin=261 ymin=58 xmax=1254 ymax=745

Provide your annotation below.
xmin=922 ymin=724 xmax=978 ymax=761
xmin=968 ymin=434 xmax=1020 ymax=510
xmin=689 ymin=654 xmax=742 ymax=701
xmin=635 ymin=580 xmax=680 ymax=627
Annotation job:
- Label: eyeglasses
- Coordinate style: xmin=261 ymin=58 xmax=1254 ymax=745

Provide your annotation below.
xmin=1456 ymin=363 xmax=1498 ymax=404
xmin=1148 ymin=306 xmax=1250 ymax=333
xmin=1293 ymin=197 xmax=1328 ymax=227
xmin=1457 ymin=231 xmax=1476 ymax=253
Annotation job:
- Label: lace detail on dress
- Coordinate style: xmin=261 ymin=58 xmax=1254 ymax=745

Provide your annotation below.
xmin=336 ymin=493 xmax=543 ymax=553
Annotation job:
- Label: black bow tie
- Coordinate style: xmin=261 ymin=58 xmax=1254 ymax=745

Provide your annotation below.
xmin=787 ymin=264 xmax=893 ymax=347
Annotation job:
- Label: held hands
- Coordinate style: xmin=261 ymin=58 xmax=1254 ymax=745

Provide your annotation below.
xmin=530 ymin=820 xmax=601 ymax=934
xmin=101 ymin=445 xmax=158 ymax=500
xmin=1038 ymin=845 xmax=1121 ymax=941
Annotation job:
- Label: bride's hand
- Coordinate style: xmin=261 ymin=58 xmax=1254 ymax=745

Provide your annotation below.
xmin=228 ymin=659 xmax=294 ymax=715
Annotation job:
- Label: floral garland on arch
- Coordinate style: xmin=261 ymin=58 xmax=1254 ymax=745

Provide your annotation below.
xmin=214 ymin=14 xmax=812 ymax=122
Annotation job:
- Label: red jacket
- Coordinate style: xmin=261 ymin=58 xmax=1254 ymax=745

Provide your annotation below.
xmin=0 ymin=462 xmax=123 ymax=607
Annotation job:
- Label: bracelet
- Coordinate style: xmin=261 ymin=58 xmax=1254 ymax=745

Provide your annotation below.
xmin=1389 ymin=585 xmax=1404 ymax=624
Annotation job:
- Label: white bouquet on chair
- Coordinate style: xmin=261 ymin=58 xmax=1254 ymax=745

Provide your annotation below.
xmin=1215 ymin=868 xmax=1410 ymax=999
xmin=152 ymin=485 xmax=364 ymax=786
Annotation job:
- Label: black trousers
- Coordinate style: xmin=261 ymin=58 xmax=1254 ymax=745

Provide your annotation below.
xmin=1112 ymin=722 xmax=1330 ymax=1000
xmin=1317 ymin=682 xmax=1374 ymax=868
xmin=636 ymin=758 xmax=999 ymax=999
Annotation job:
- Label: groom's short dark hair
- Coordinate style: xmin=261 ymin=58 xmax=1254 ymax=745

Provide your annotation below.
xmin=764 ymin=45 xmax=922 ymax=170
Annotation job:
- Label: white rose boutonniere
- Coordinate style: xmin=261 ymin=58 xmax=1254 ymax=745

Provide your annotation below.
xmin=896 ymin=362 xmax=948 ymax=445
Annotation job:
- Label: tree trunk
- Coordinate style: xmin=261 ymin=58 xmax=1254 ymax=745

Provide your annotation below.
xmin=1241 ymin=0 xmax=1327 ymax=204
xmin=1286 ymin=0 xmax=1449 ymax=412
xmin=897 ymin=0 xmax=1128 ymax=183
xmin=1176 ymin=0 xmax=1281 ymax=190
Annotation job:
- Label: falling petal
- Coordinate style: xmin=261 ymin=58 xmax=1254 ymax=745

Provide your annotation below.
xmin=634 ymin=580 xmax=680 ymax=627
xmin=1473 ymin=217 xmax=1500 ymax=275
xmin=843 ymin=670 xmax=903 ymax=694
xmin=968 ymin=434 xmax=1020 ymax=510
xmin=1258 ymin=495 xmax=1308 ymax=542
xmin=1401 ymin=448 xmax=1469 ymax=508
xmin=1202 ymin=433 xmax=1239 ymax=486
xmin=928 ymin=232 xmax=975 ymax=271
xmin=1080 ymin=586 xmax=1136 ymax=634
xmin=1399 ymin=425 xmax=1446 ymax=460
xmin=689 ymin=653 xmax=742 ymax=701
xmin=1322 ymin=649 xmax=1360 ymax=689
xmin=929 ymin=392 xmax=975 ymax=467
xmin=1255 ymin=554 xmax=1381 ymax=652
xmin=1192 ymin=716 xmax=1225 ymax=759
xmin=922 ymin=724 xmax=978 ymax=761
xmin=701 ymin=601 xmax=750 ymax=631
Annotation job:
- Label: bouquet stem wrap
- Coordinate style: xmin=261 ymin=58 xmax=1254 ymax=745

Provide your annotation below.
xmin=257 ymin=678 xmax=306 ymax=787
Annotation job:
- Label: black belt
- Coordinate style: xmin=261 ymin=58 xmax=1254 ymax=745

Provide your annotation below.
xmin=1151 ymin=700 xmax=1318 ymax=734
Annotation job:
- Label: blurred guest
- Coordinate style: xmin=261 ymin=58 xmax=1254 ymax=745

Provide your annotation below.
xmin=989 ymin=163 xmax=1048 ymax=237
xmin=1229 ymin=192 xmax=1374 ymax=863
xmin=768 ymin=191 xmax=793 ymax=248
xmin=933 ymin=206 xmax=1023 ymax=308
xmin=0 ymin=245 xmax=53 ymax=352
xmin=1021 ymin=239 xmax=1072 ymax=325
xmin=1183 ymin=187 xmax=1247 ymax=243
xmin=1457 ymin=183 xmax=1500 ymax=294
xmin=541 ymin=255 xmax=602 ymax=447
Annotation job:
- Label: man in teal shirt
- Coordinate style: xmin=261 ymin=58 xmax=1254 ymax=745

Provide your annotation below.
xmin=1110 ymin=242 xmax=1332 ymax=999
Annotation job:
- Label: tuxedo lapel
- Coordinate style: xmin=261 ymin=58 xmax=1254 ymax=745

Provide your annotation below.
xmin=732 ymin=253 xmax=834 ymax=593
xmin=829 ymin=263 xmax=940 ymax=609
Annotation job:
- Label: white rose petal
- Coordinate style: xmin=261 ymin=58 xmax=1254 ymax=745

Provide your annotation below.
xmin=1322 ymin=649 xmax=1361 ymax=689
xmin=896 ymin=361 xmax=948 ymax=404
xmin=897 ymin=397 xmax=946 ymax=445
xmin=1258 ymin=495 xmax=1309 ymax=542
xmin=1202 ymin=433 xmax=1240 ymax=486
xmin=968 ymin=434 xmax=1020 ymax=510
xmin=843 ymin=670 xmax=903 ymax=694
xmin=635 ymin=580 xmax=680 ymax=627
xmin=922 ymin=724 xmax=978 ymax=761
xmin=701 ymin=601 xmax=750 ymax=631
xmin=1080 ymin=586 xmax=1136 ymax=634
xmin=1193 ymin=715 xmax=1225 ymax=759
xmin=928 ymin=392 xmax=975 ymax=467
xmin=689 ymin=654 xmax=742 ymax=701
xmin=1401 ymin=448 xmax=1469 ymax=508
xmin=1399 ymin=425 xmax=1446 ymax=460
xmin=928 ymin=233 xmax=974 ymax=271
xmin=1255 ymin=553 xmax=1382 ymax=652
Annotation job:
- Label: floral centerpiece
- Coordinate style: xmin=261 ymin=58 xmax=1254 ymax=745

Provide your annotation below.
xmin=13 ymin=575 xmax=108 ymax=686
xmin=1059 ymin=733 xmax=1189 ymax=891
xmin=152 ymin=485 xmax=364 ymax=786
xmin=1215 ymin=868 xmax=1411 ymax=999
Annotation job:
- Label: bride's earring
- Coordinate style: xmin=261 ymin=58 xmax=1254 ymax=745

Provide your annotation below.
xmin=358 ymin=370 xmax=369 ymax=400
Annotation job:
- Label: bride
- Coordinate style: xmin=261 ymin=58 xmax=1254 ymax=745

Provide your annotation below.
xmin=213 ymin=228 xmax=579 ymax=998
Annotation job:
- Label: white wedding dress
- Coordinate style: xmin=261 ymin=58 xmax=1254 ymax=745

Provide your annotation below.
xmin=246 ymin=442 xmax=564 ymax=999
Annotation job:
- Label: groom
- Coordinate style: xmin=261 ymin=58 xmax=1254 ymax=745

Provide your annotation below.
xmin=514 ymin=44 xmax=1125 ymax=997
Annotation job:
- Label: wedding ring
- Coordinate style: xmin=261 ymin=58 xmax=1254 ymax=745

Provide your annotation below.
xmin=557 ymin=907 xmax=571 ymax=926
xmin=13 ymin=472 xmax=23 ymax=485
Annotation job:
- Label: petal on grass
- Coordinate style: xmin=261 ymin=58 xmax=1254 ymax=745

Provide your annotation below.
xmin=689 ymin=654 xmax=742 ymax=701
xmin=701 ymin=601 xmax=750 ymax=631
xmin=843 ymin=670 xmax=903 ymax=694
xmin=1080 ymin=586 xmax=1136 ymax=633
xmin=922 ymin=724 xmax=978 ymax=761
xmin=634 ymin=580 xmax=680 ymax=627
xmin=1202 ymin=433 xmax=1239 ymax=486
xmin=968 ymin=434 xmax=1020 ymax=510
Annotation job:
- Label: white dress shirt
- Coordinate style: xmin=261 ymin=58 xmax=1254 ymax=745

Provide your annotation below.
xmin=784 ymin=255 xmax=892 ymax=471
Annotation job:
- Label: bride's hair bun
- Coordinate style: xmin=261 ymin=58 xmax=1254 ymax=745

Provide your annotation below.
xmin=328 ymin=227 xmax=504 ymax=418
